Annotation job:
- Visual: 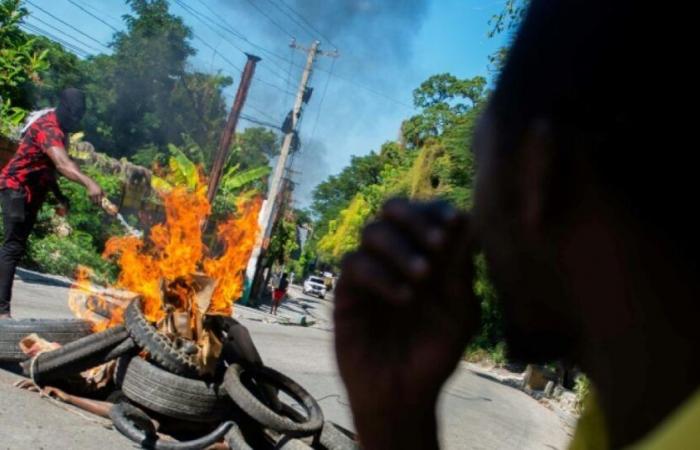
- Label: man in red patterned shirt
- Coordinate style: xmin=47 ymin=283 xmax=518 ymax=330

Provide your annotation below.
xmin=0 ymin=88 xmax=104 ymax=319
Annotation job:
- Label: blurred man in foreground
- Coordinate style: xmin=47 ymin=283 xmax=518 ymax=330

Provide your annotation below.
xmin=334 ymin=1 xmax=698 ymax=449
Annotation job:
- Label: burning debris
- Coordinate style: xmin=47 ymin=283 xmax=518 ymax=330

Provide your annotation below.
xmin=70 ymin=172 xmax=260 ymax=372
xmin=0 ymin=172 xmax=358 ymax=449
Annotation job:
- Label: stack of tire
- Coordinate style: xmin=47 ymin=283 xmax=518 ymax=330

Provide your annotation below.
xmin=0 ymin=301 xmax=359 ymax=450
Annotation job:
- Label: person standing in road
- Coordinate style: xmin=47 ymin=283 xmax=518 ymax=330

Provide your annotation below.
xmin=0 ymin=88 xmax=105 ymax=319
xmin=271 ymin=272 xmax=289 ymax=316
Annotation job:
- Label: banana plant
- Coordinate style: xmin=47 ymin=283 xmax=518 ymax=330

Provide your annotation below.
xmin=151 ymin=144 xmax=270 ymax=197
xmin=151 ymin=144 xmax=200 ymax=193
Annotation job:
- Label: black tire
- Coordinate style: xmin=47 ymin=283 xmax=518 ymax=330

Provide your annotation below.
xmin=120 ymin=356 xmax=231 ymax=423
xmin=23 ymin=325 xmax=135 ymax=382
xmin=317 ymin=422 xmax=360 ymax=450
xmin=223 ymin=364 xmax=323 ymax=436
xmin=124 ymin=298 xmax=198 ymax=377
xmin=0 ymin=318 xmax=92 ymax=362
xmin=225 ymin=423 xmax=253 ymax=450
xmin=110 ymin=401 xmax=234 ymax=450
xmin=275 ymin=435 xmax=313 ymax=449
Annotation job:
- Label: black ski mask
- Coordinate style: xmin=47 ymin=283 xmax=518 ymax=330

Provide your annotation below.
xmin=55 ymin=88 xmax=86 ymax=133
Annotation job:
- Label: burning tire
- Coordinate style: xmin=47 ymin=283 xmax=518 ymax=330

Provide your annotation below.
xmin=0 ymin=318 xmax=92 ymax=363
xmin=24 ymin=325 xmax=136 ymax=382
xmin=119 ymin=356 xmax=231 ymax=423
xmin=223 ymin=363 xmax=324 ymax=436
xmin=124 ymin=298 xmax=199 ymax=378
xmin=109 ymin=401 xmax=234 ymax=450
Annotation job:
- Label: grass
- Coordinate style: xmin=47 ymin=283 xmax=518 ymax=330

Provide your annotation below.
xmin=464 ymin=341 xmax=507 ymax=367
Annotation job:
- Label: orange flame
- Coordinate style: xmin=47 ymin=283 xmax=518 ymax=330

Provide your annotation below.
xmin=69 ymin=173 xmax=261 ymax=329
xmin=68 ymin=267 xmax=127 ymax=332
xmin=204 ymin=198 xmax=262 ymax=315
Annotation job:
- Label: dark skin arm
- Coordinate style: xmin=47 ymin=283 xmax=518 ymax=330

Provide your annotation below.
xmin=334 ymin=199 xmax=481 ymax=450
xmin=45 ymin=146 xmax=103 ymax=204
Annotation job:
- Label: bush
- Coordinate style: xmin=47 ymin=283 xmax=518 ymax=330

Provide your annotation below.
xmin=464 ymin=341 xmax=507 ymax=367
xmin=56 ymin=166 xmax=124 ymax=250
xmin=0 ymin=163 xmax=125 ymax=282
xmin=26 ymin=231 xmax=117 ymax=284
xmin=573 ymin=373 xmax=591 ymax=413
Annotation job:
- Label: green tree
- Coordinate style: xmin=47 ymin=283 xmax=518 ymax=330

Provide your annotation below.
xmin=266 ymin=215 xmax=299 ymax=266
xmin=309 ymin=71 xmax=501 ymax=354
xmin=0 ymin=0 xmax=48 ymax=132
xmin=27 ymin=35 xmax=87 ymax=107
xmin=232 ymin=126 xmax=279 ymax=171
xmin=401 ymin=73 xmax=486 ymax=148
xmin=311 ymin=143 xmax=405 ymax=239
xmin=75 ymin=0 xmax=231 ymax=160
xmin=487 ymin=0 xmax=530 ymax=71
xmin=317 ymin=193 xmax=372 ymax=263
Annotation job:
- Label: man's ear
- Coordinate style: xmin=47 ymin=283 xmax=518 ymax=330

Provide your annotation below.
xmin=519 ymin=118 xmax=555 ymax=237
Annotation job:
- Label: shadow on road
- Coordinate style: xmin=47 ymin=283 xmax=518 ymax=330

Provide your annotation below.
xmin=15 ymin=268 xmax=72 ymax=289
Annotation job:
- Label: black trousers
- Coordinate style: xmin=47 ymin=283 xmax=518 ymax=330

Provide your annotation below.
xmin=0 ymin=189 xmax=39 ymax=314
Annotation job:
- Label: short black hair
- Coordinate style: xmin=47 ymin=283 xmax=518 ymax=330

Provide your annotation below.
xmin=490 ymin=1 xmax=694 ymax=256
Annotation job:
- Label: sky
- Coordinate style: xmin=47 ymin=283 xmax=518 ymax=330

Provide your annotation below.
xmin=23 ymin=0 xmax=507 ymax=207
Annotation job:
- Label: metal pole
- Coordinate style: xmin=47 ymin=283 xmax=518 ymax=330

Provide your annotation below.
xmin=207 ymin=53 xmax=261 ymax=206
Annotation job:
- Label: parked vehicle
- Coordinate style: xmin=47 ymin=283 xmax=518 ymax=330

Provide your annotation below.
xmin=303 ymin=276 xmax=327 ymax=299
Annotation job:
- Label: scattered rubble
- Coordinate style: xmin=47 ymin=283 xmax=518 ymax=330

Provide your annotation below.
xmin=464 ymin=361 xmax=579 ymax=429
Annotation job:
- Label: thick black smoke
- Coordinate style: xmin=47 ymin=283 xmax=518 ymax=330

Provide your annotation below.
xmin=215 ymin=0 xmax=430 ymax=206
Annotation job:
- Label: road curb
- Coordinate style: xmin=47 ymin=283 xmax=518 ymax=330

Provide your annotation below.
xmin=463 ymin=362 xmax=579 ymax=429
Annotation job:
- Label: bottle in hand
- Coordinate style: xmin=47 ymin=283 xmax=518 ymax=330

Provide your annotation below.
xmin=101 ymin=197 xmax=119 ymax=216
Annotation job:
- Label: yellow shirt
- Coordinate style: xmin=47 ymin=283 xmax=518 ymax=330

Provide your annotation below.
xmin=569 ymin=388 xmax=700 ymax=450
xmin=633 ymin=388 xmax=700 ymax=449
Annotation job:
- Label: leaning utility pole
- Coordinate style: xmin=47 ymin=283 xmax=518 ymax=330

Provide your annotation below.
xmin=263 ymin=41 xmax=319 ymax=237
xmin=207 ymin=54 xmax=261 ymax=206
xmin=246 ymin=41 xmax=321 ymax=298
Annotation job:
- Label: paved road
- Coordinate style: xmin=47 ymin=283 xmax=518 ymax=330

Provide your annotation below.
xmin=0 ymin=270 xmax=573 ymax=449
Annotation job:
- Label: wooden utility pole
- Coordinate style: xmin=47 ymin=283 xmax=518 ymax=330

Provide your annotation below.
xmin=245 ymin=41 xmax=321 ymax=298
xmin=207 ymin=54 xmax=261 ymax=206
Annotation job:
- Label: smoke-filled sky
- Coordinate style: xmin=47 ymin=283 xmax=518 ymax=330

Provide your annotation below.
xmin=24 ymin=0 xmax=506 ymax=207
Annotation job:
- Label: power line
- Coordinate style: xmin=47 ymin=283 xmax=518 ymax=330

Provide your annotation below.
xmin=274 ymin=0 xmax=338 ymax=50
xmin=261 ymin=0 xmax=314 ymax=41
xmin=177 ymin=5 xmax=409 ymax=111
xmin=253 ymin=77 xmax=296 ymax=97
xmin=173 ymin=0 xmax=247 ymax=53
xmin=240 ymin=114 xmax=282 ymax=131
xmin=308 ymin=58 xmax=336 ymax=144
xmin=324 ymin=70 xmax=415 ymax=110
xmin=226 ymin=93 xmax=282 ymax=123
xmin=243 ymin=0 xmax=295 ymax=40
xmin=20 ymin=23 xmax=90 ymax=57
xmin=193 ymin=0 xmax=246 ymax=40
xmin=247 ymin=103 xmax=282 ymax=123
xmin=186 ymin=0 xmax=297 ymax=75
xmin=25 ymin=17 xmax=102 ymax=54
xmin=25 ymin=0 xmax=110 ymax=51
xmin=172 ymin=0 xmax=293 ymax=92
xmin=192 ymin=33 xmax=243 ymax=73
xmin=177 ymin=0 xmax=292 ymax=84
xmin=286 ymin=46 xmax=295 ymax=103
xmin=70 ymin=0 xmax=122 ymax=23
xmin=67 ymin=0 xmax=120 ymax=33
